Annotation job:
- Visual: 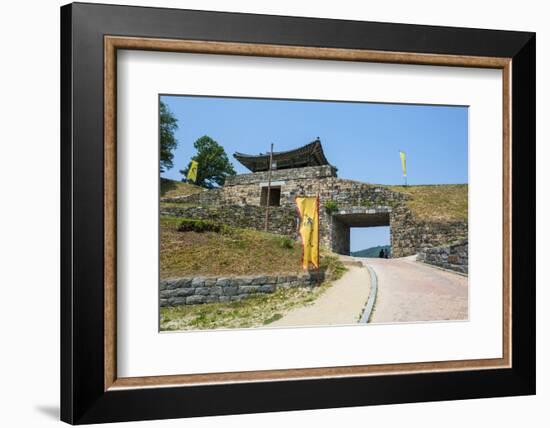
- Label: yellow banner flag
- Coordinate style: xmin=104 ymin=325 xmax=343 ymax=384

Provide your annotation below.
xmin=399 ymin=151 xmax=407 ymax=177
xmin=187 ymin=160 xmax=198 ymax=182
xmin=295 ymin=196 xmax=319 ymax=270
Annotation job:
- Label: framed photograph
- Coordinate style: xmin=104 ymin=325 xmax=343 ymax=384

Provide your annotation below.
xmin=60 ymin=2 xmax=535 ymax=424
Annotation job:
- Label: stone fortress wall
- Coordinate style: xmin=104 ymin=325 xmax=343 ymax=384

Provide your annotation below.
xmin=162 ymin=165 xmax=467 ymax=258
xmin=161 ymin=204 xmax=297 ymax=237
xmin=417 ymin=239 xmax=468 ymax=274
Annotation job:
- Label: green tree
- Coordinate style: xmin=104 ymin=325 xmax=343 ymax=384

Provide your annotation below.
xmin=180 ymin=135 xmax=236 ymax=188
xmin=160 ymin=101 xmax=179 ymax=173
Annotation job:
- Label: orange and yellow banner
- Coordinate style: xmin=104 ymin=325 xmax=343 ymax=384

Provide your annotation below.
xmin=295 ymin=196 xmax=319 ymax=270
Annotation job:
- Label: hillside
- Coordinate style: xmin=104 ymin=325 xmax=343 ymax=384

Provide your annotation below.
xmin=160 ymin=177 xmax=202 ymax=198
xmin=351 ymin=245 xmax=391 ymax=258
xmin=386 ymin=184 xmax=468 ymax=222
xmin=160 ymin=216 xmax=342 ymax=279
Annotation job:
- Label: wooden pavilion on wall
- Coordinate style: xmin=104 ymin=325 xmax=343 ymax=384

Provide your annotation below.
xmin=233 ymin=138 xmax=330 ymax=173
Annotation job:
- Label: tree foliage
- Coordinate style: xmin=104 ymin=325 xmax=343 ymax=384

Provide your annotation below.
xmin=180 ymin=135 xmax=236 ymax=188
xmin=160 ymin=101 xmax=179 ymax=173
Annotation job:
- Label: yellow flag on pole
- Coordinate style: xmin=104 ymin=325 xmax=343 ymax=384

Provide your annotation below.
xmin=187 ymin=160 xmax=198 ymax=183
xmin=399 ymin=151 xmax=407 ymax=177
xmin=295 ymin=196 xmax=320 ymax=270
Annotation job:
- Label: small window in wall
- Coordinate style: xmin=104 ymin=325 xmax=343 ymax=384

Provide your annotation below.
xmin=260 ymin=186 xmax=281 ymax=206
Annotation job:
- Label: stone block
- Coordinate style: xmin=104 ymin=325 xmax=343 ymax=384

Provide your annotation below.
xmin=448 ymin=255 xmax=459 ymax=264
xmin=223 ymin=286 xmax=239 ymax=296
xmin=230 ymin=278 xmax=245 ymax=286
xmin=191 ymin=277 xmax=206 ymax=287
xmin=163 ymin=279 xmax=180 ymax=290
xmin=216 ymin=277 xmax=231 ymax=287
xmin=195 ymin=287 xmax=210 ymax=296
xmin=186 ymin=295 xmax=206 ymax=304
xmin=259 ymin=284 xmax=276 ymax=293
xmin=239 ymin=285 xmax=260 ymax=294
xmin=169 ymin=297 xmax=187 ymax=306
xmin=209 ymin=286 xmax=223 ymax=296
xmin=160 ymin=289 xmax=179 ymax=298
xmin=251 ymin=276 xmax=267 ymax=285
xmin=174 ymin=278 xmax=192 ymax=288
xmin=175 ymin=288 xmax=195 ymax=297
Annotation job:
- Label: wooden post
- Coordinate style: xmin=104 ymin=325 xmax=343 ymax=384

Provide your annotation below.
xmin=264 ymin=143 xmax=274 ymax=232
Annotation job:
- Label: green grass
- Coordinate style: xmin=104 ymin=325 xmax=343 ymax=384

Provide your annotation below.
xmin=160 ymin=216 xmax=306 ymax=279
xmin=386 ymin=184 xmax=468 ymax=222
xmin=160 ymin=254 xmax=346 ymax=331
xmin=160 ymin=201 xmax=199 ymax=209
xmin=160 ymin=178 xmax=202 ymax=198
xmin=161 ymin=215 xmax=344 ymax=279
xmin=159 ymin=218 xmax=346 ymax=331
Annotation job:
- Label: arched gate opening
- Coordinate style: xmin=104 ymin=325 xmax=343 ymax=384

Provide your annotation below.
xmin=329 ymin=207 xmax=392 ymax=256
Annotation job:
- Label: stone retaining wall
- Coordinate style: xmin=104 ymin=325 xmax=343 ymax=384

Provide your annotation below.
xmin=417 ymin=240 xmax=468 ymax=274
xmin=390 ymin=204 xmax=468 ymax=258
xmin=160 ymin=271 xmax=325 ymax=306
xmin=160 ymin=204 xmax=297 ymax=237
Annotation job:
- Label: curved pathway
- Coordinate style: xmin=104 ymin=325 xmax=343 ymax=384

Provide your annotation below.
xmin=364 ymin=256 xmax=468 ymax=323
xmin=270 ymin=264 xmax=372 ymax=327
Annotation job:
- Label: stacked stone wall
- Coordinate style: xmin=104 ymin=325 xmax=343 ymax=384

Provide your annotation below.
xmin=417 ymin=240 xmax=468 ymax=274
xmin=224 ymin=165 xmax=337 ymax=186
xmin=160 ymin=204 xmax=297 ymax=237
xmin=160 ymin=271 xmax=325 ymax=306
xmin=390 ymin=204 xmax=468 ymax=257
xmin=224 ymin=178 xmax=404 ymax=208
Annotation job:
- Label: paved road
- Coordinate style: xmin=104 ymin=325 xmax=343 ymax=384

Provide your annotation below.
xmin=270 ymin=264 xmax=372 ymax=327
xmin=364 ymin=256 xmax=468 ymax=323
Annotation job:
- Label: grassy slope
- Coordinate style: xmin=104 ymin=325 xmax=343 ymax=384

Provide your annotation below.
xmin=160 ymin=178 xmax=202 ymax=198
xmin=386 ymin=184 xmax=468 ymax=222
xmin=160 ymin=254 xmax=346 ymax=331
xmin=161 ymin=216 xmax=306 ymax=279
xmin=159 ymin=216 xmax=347 ymax=331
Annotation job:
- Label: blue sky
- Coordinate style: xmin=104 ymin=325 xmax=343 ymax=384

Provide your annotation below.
xmin=161 ymin=95 xmax=468 ymax=250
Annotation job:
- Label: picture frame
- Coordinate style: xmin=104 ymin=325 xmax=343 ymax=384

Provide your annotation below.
xmin=60 ymin=2 xmax=535 ymax=424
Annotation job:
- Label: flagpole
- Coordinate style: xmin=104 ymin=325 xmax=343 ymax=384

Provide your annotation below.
xmin=399 ymin=149 xmax=407 ymax=187
xmin=264 ymin=143 xmax=274 ymax=232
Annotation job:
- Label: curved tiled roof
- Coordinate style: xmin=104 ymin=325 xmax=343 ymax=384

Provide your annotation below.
xmin=233 ymin=138 xmax=330 ymax=172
